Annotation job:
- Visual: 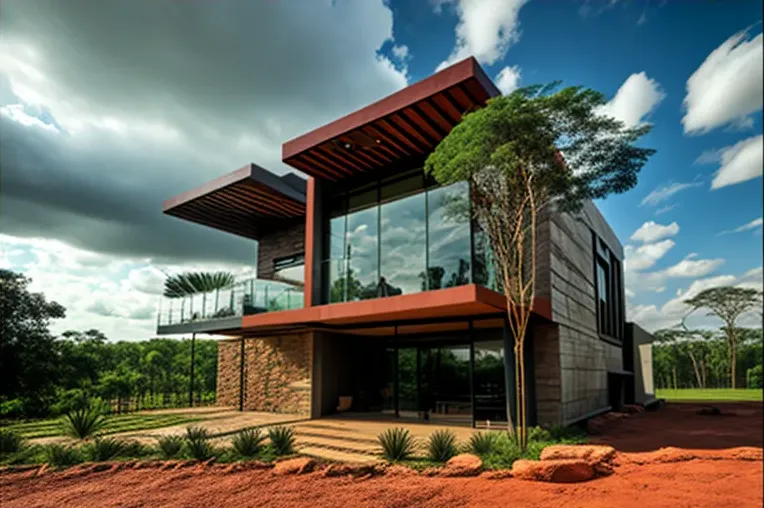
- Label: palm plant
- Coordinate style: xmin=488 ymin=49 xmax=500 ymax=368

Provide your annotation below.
xmin=62 ymin=406 xmax=106 ymax=439
xmin=163 ymin=271 xmax=236 ymax=321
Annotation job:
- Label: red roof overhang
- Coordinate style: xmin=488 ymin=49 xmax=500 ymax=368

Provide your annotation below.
xmin=282 ymin=57 xmax=501 ymax=182
xmin=163 ymin=163 xmax=306 ymax=240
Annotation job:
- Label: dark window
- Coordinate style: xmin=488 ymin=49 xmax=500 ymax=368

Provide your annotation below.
xmin=593 ymin=234 xmax=623 ymax=341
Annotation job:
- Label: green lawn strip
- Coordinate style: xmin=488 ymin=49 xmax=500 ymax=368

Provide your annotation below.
xmin=4 ymin=414 xmax=203 ymax=439
xmin=656 ymin=389 xmax=763 ymax=402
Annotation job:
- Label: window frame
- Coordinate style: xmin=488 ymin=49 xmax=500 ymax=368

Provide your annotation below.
xmin=592 ymin=233 xmax=624 ymax=342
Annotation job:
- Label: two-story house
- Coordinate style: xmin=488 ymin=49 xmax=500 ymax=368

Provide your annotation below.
xmin=157 ymin=57 xmax=651 ymax=428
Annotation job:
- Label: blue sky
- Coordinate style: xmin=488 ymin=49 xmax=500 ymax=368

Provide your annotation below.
xmin=0 ymin=0 xmax=761 ymax=338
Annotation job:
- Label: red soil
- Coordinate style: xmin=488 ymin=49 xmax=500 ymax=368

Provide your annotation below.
xmin=1 ymin=402 xmax=762 ymax=508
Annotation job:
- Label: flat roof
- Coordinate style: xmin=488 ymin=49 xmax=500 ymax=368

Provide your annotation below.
xmin=163 ymin=163 xmax=306 ymax=240
xmin=282 ymin=57 xmax=501 ymax=182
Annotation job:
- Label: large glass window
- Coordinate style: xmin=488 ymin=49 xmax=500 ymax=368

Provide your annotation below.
xmin=322 ymin=173 xmax=474 ymax=304
xmin=426 ymin=181 xmax=471 ymax=290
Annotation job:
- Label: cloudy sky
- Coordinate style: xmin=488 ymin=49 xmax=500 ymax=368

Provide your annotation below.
xmin=1 ymin=0 xmax=762 ymax=339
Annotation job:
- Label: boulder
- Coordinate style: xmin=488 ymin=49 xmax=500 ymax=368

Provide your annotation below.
xmin=540 ymin=445 xmax=616 ymax=465
xmin=512 ymin=459 xmax=595 ymax=483
xmin=440 ymin=453 xmax=482 ymax=477
xmin=272 ymin=457 xmax=315 ymax=475
xmin=383 ymin=464 xmax=416 ymax=477
xmin=322 ymin=463 xmax=382 ymax=478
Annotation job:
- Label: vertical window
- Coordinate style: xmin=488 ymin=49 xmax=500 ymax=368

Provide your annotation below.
xmin=593 ymin=235 xmax=623 ymax=340
xmin=346 ymin=187 xmax=379 ymax=301
xmin=426 ymin=181 xmax=471 ymax=290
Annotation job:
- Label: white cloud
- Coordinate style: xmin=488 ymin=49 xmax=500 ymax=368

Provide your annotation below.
xmin=682 ymin=28 xmax=763 ymax=134
xmin=597 ymin=72 xmax=665 ymax=127
xmin=663 ymin=254 xmax=724 ymax=278
xmin=655 ymin=204 xmax=677 ymax=216
xmin=630 ymin=221 xmax=679 ymax=243
xmin=719 ymin=217 xmax=763 ymax=235
xmin=623 ymin=239 xmax=675 ymax=272
xmin=495 ymin=65 xmax=521 ymax=95
xmin=640 ymin=180 xmax=702 ymax=206
xmin=436 ymin=0 xmax=529 ymax=70
xmin=708 ymin=134 xmax=763 ymax=189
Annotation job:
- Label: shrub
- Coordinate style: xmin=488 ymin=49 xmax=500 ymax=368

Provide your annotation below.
xmin=0 ymin=429 xmax=25 ymax=457
xmin=184 ymin=426 xmax=215 ymax=460
xmin=232 ymin=428 xmax=266 ymax=458
xmin=546 ymin=423 xmax=587 ymax=443
xmin=527 ymin=426 xmax=552 ymax=442
xmin=44 ymin=444 xmax=83 ymax=468
xmin=747 ymin=364 xmax=762 ymax=389
xmin=2 ymin=444 xmax=43 ymax=465
xmin=481 ymin=433 xmax=523 ymax=469
xmin=0 ymin=398 xmax=24 ymax=418
xmin=268 ymin=426 xmax=296 ymax=456
xmin=378 ymin=427 xmax=416 ymax=462
xmin=468 ymin=431 xmax=497 ymax=456
xmin=122 ymin=440 xmax=153 ymax=458
xmin=62 ymin=406 xmax=105 ymax=439
xmin=427 ymin=429 xmax=457 ymax=462
xmin=84 ymin=437 xmax=126 ymax=461
xmin=157 ymin=435 xmax=184 ymax=459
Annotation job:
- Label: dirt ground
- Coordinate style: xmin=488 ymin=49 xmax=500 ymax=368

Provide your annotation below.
xmin=2 ymin=402 xmax=762 ymax=508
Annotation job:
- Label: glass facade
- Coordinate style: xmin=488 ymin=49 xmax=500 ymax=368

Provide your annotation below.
xmin=322 ymin=170 xmax=477 ymax=303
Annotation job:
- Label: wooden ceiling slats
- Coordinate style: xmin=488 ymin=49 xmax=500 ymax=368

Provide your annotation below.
xmin=462 ymin=79 xmax=491 ymax=105
xmin=329 ymin=142 xmax=379 ymax=171
xmin=406 ymin=104 xmax=449 ymax=140
xmin=314 ymin=146 xmax=365 ymax=175
xmin=418 ymin=100 xmax=455 ymax=134
xmin=378 ymin=118 xmax=426 ymax=154
xmin=227 ymin=185 xmax=302 ymax=217
xmin=432 ymin=93 xmax=463 ymax=123
xmin=205 ymin=187 xmax=284 ymax=218
xmin=288 ymin=157 xmax=339 ymax=182
xmin=295 ymin=153 xmax=345 ymax=181
xmin=363 ymin=125 xmax=410 ymax=158
xmin=388 ymin=113 xmax=435 ymax=150
xmin=244 ymin=181 xmax=306 ymax=215
xmin=445 ymin=87 xmax=474 ymax=114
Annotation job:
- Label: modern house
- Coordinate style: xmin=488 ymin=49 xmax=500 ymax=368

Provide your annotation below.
xmin=157 ymin=57 xmax=651 ymax=428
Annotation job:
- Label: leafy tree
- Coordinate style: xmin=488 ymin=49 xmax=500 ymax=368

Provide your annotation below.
xmin=685 ymin=287 xmax=763 ymax=388
xmin=0 ymin=270 xmax=66 ymax=416
xmin=425 ymin=83 xmax=654 ymax=448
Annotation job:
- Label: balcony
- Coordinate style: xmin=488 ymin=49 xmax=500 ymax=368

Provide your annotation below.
xmin=156 ymin=278 xmax=304 ymax=334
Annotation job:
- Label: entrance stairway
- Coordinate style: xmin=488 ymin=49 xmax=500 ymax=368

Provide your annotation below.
xmin=293 ymin=421 xmax=383 ymax=464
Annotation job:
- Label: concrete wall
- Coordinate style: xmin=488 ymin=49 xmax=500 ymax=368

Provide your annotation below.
xmin=311 ymin=332 xmax=354 ymax=418
xmin=533 ymin=202 xmax=625 ymax=425
xmin=216 ymin=333 xmax=313 ymax=416
xmin=257 ymin=222 xmax=305 ymax=280
xmin=625 ymin=323 xmax=656 ymax=405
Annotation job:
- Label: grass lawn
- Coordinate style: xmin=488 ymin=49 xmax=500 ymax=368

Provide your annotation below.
xmin=2 ymin=413 xmax=204 ymax=439
xmin=656 ymin=388 xmax=763 ymax=402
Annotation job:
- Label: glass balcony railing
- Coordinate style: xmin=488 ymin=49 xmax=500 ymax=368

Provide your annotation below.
xmin=157 ymin=278 xmax=304 ymax=328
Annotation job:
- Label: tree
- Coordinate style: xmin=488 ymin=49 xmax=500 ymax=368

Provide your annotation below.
xmin=684 ymin=287 xmax=763 ymax=388
xmin=654 ymin=327 xmax=715 ymax=389
xmin=0 ymin=270 xmax=66 ymax=415
xmin=425 ymin=84 xmax=654 ymax=448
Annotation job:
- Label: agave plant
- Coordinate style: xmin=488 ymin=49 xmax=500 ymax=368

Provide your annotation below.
xmin=378 ymin=428 xmax=416 ymax=462
xmin=468 ymin=431 xmax=497 ymax=456
xmin=44 ymin=444 xmax=83 ymax=468
xmin=232 ymin=428 xmax=267 ymax=458
xmin=427 ymin=429 xmax=457 ymax=462
xmin=268 ymin=426 xmax=296 ymax=456
xmin=0 ymin=429 xmax=25 ymax=457
xmin=83 ymin=437 xmax=126 ymax=461
xmin=62 ymin=406 xmax=106 ymax=439
xmin=184 ymin=425 xmax=215 ymax=460
xmin=157 ymin=435 xmax=185 ymax=459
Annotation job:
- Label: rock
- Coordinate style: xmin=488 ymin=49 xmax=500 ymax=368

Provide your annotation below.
xmin=481 ymin=469 xmax=514 ymax=480
xmin=440 ymin=453 xmax=482 ymax=477
xmin=512 ymin=459 xmax=595 ymax=483
xmin=35 ymin=464 xmax=49 ymax=477
xmin=420 ymin=467 xmax=441 ymax=477
xmin=272 ymin=457 xmax=315 ymax=475
xmin=622 ymin=404 xmax=644 ymax=414
xmin=322 ymin=463 xmax=381 ymax=478
xmin=696 ymin=406 xmax=722 ymax=416
xmin=540 ymin=445 xmax=616 ymax=466
xmin=383 ymin=464 xmax=416 ymax=477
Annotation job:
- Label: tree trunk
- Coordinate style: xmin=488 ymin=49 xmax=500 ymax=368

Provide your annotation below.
xmin=688 ymin=351 xmax=703 ymax=389
xmin=672 ymin=367 xmax=678 ymax=390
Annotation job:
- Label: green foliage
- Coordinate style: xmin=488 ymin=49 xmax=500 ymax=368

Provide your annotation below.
xmin=62 ymin=406 xmax=106 ymax=439
xmin=83 ymin=437 xmax=126 ymax=461
xmin=157 ymin=435 xmax=185 ymax=459
xmin=378 ymin=427 xmax=416 ymax=462
xmin=232 ymin=428 xmax=266 ymax=458
xmin=427 ymin=429 xmax=458 ymax=462
xmin=184 ymin=425 xmax=215 ymax=460
xmin=44 ymin=444 xmax=83 ymax=468
xmin=163 ymin=271 xmax=236 ymax=298
xmin=747 ymin=365 xmax=763 ymax=389
xmin=527 ymin=426 xmax=552 ymax=442
xmin=468 ymin=431 xmax=497 ymax=456
xmin=0 ymin=429 xmax=25 ymax=456
xmin=121 ymin=440 xmax=153 ymax=458
xmin=268 ymin=426 xmax=296 ymax=456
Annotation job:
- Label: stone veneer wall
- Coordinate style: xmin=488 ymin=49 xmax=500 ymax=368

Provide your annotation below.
xmin=216 ymin=333 xmax=313 ymax=416
xmin=257 ymin=222 xmax=305 ymax=280
xmin=532 ymin=202 xmax=625 ymax=425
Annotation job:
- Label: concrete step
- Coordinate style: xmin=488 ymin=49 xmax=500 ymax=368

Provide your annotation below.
xmin=298 ymin=446 xmax=383 ymax=464
xmin=295 ymin=435 xmax=380 ymax=456
xmin=294 ymin=429 xmax=379 ymax=446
